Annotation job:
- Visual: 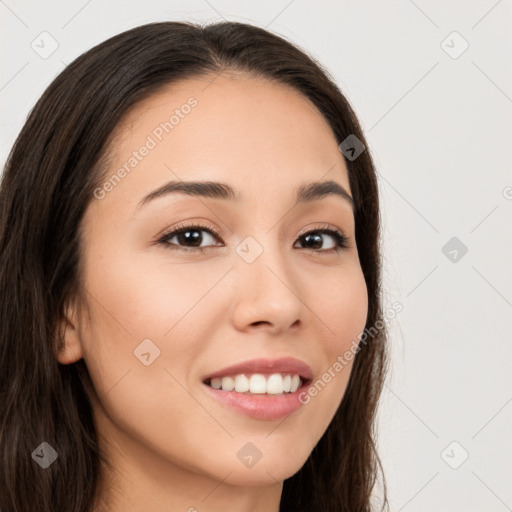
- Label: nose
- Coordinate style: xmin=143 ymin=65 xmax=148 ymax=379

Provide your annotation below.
xmin=230 ymin=238 xmax=305 ymax=334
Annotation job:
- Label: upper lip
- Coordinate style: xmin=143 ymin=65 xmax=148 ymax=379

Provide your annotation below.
xmin=203 ymin=357 xmax=314 ymax=382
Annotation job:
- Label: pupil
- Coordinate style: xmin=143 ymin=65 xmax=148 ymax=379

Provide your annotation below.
xmin=304 ymin=233 xmax=322 ymax=249
xmin=179 ymin=230 xmax=201 ymax=247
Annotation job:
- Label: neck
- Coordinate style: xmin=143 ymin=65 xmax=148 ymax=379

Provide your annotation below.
xmin=91 ymin=408 xmax=283 ymax=512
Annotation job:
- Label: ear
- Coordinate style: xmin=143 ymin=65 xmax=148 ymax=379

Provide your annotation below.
xmin=55 ymin=298 xmax=84 ymax=365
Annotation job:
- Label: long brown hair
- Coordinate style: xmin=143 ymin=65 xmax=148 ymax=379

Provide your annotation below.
xmin=0 ymin=21 xmax=388 ymax=511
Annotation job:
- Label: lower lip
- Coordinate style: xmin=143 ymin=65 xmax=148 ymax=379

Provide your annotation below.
xmin=202 ymin=382 xmax=310 ymax=420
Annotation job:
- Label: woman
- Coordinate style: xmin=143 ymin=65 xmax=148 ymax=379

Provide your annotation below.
xmin=0 ymin=21 xmax=388 ymax=511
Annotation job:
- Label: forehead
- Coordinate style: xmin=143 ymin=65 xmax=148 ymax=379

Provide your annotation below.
xmin=99 ymin=73 xmax=351 ymax=209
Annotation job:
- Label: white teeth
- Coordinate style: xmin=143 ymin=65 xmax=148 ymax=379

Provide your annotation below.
xmin=283 ymin=374 xmax=291 ymax=392
xmin=221 ymin=376 xmax=234 ymax=391
xmin=234 ymin=374 xmax=250 ymax=392
xmin=208 ymin=373 xmax=303 ymax=394
xmin=266 ymin=373 xmax=284 ymax=394
xmin=249 ymin=374 xmax=267 ymax=394
xmin=290 ymin=374 xmax=300 ymax=392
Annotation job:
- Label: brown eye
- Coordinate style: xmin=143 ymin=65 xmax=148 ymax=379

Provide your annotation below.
xmin=294 ymin=227 xmax=349 ymax=253
xmin=158 ymin=223 xmax=223 ymax=252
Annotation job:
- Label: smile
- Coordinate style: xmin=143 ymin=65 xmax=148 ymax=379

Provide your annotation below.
xmin=205 ymin=372 xmax=302 ymax=395
xmin=201 ymin=357 xmax=314 ymax=420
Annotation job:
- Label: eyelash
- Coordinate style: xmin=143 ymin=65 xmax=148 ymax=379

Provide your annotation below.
xmin=156 ymin=221 xmax=349 ymax=254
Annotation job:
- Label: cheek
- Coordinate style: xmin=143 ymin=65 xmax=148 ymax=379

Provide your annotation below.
xmin=77 ymin=251 xmax=222 ymax=469
xmin=313 ymin=264 xmax=369 ymax=353
xmin=301 ymin=264 xmax=368 ymax=414
xmin=86 ymin=245 xmax=231 ymax=339
xmin=77 ymin=247 xmax=231 ymax=403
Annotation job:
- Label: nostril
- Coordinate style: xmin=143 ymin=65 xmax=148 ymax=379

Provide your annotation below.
xmin=250 ymin=321 xmax=271 ymax=327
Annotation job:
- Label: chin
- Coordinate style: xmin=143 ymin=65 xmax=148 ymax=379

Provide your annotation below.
xmin=209 ymin=451 xmax=310 ymax=487
xmin=223 ymin=465 xmax=300 ymax=487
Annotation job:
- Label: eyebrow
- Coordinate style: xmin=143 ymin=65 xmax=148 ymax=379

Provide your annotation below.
xmin=133 ymin=179 xmax=354 ymax=214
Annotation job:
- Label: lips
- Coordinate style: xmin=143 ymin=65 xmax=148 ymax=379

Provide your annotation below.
xmin=202 ymin=357 xmax=314 ymax=383
xmin=201 ymin=357 xmax=314 ymax=420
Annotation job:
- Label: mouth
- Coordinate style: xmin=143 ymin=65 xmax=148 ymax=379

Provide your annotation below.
xmin=203 ymin=372 xmax=312 ymax=395
xmin=201 ymin=357 xmax=313 ymax=420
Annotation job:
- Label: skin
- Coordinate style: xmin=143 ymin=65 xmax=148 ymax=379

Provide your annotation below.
xmin=57 ymin=72 xmax=368 ymax=512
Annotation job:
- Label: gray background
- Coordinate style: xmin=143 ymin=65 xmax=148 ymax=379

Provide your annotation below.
xmin=1 ymin=1 xmax=511 ymax=510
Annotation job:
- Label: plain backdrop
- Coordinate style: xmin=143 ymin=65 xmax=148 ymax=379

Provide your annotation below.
xmin=1 ymin=1 xmax=511 ymax=510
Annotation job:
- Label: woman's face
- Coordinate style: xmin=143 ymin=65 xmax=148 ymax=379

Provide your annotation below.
xmin=59 ymin=73 xmax=368 ymax=498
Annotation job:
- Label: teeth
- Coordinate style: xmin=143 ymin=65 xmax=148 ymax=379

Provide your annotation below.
xmin=283 ymin=374 xmax=291 ymax=392
xmin=291 ymin=374 xmax=301 ymax=392
xmin=211 ymin=377 xmax=222 ymax=389
xmin=266 ymin=374 xmax=283 ymax=394
xmin=249 ymin=374 xmax=267 ymax=394
xmin=234 ymin=374 xmax=249 ymax=392
xmin=221 ymin=376 xmax=234 ymax=391
xmin=209 ymin=373 xmax=303 ymax=394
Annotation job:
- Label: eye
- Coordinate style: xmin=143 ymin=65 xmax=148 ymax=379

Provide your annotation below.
xmin=156 ymin=222 xmax=349 ymax=253
xmin=156 ymin=221 xmax=222 ymax=252
xmin=294 ymin=224 xmax=349 ymax=253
